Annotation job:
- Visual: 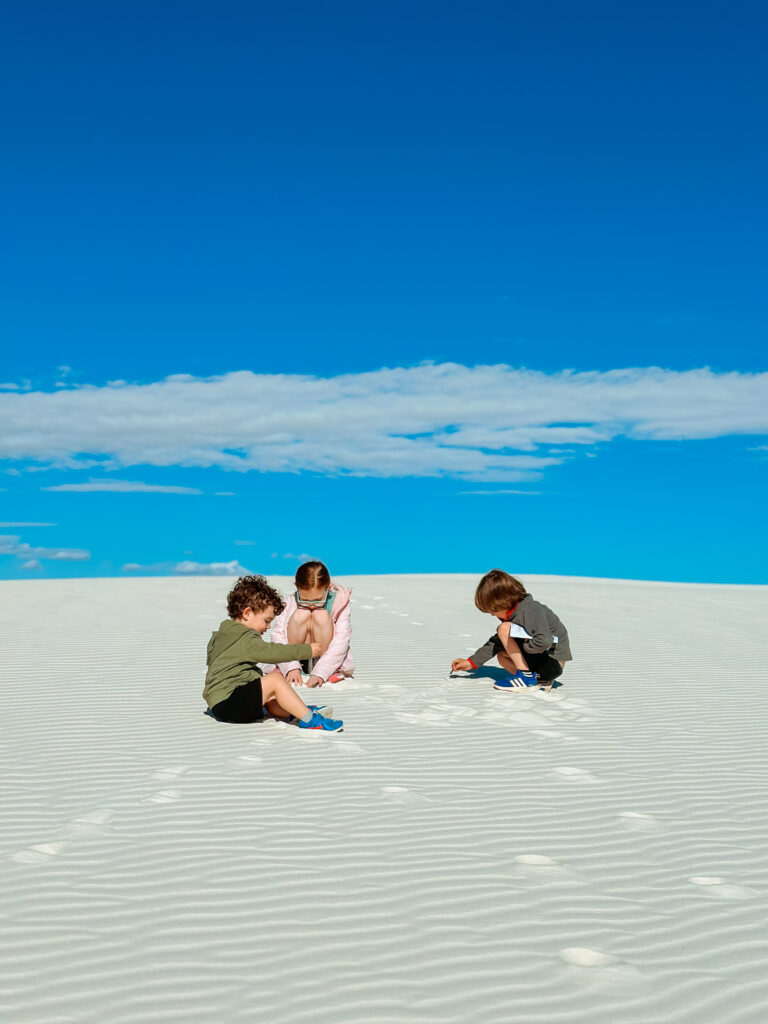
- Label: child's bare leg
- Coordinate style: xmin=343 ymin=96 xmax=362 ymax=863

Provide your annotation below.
xmin=260 ymin=670 xmax=310 ymax=720
xmin=286 ymin=608 xmax=312 ymax=644
xmin=308 ymin=608 xmax=333 ymax=653
xmin=264 ymin=700 xmax=292 ymax=719
xmin=497 ymin=622 xmax=531 ymax=672
xmin=498 ymin=651 xmax=520 ymax=673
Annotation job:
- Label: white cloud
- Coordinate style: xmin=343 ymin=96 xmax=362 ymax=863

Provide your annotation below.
xmin=121 ymin=559 xmax=250 ymax=575
xmin=174 ymin=560 xmax=250 ymax=575
xmin=43 ymin=480 xmax=204 ymax=494
xmin=21 ymin=559 xmax=42 ymax=569
xmin=1 ymin=364 xmax=767 ymax=483
xmin=0 ymin=522 xmax=56 ymax=527
xmin=0 ymin=534 xmax=90 ymax=562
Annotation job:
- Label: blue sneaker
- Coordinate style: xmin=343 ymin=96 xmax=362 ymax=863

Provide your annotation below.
xmin=494 ymin=671 xmax=539 ymax=692
xmin=289 ymin=703 xmax=334 ymax=723
xmin=298 ymin=710 xmax=344 ymax=732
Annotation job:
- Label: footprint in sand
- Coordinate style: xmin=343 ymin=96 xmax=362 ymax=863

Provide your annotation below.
xmin=481 ymin=704 xmax=558 ymax=730
xmin=618 ymin=811 xmax=663 ymax=833
xmin=534 ymin=689 xmax=568 ymax=705
xmin=12 ymin=808 xmax=119 ymax=862
xmin=396 ymin=709 xmax=451 ymax=728
xmin=143 ymin=789 xmax=182 ymax=804
xmin=514 ymin=854 xmax=569 ymax=879
xmin=11 ymin=842 xmax=67 ymax=865
xmin=443 ymin=704 xmax=478 ymax=719
xmin=689 ymin=876 xmax=760 ymax=899
xmin=560 ymin=947 xmax=646 ymax=994
xmin=552 ymin=766 xmax=600 ymax=783
xmin=151 ymin=766 xmax=190 ymax=781
xmin=333 ymin=741 xmax=367 ymax=756
xmin=229 ymin=754 xmax=264 ymax=770
xmin=560 ymin=947 xmax=619 ymax=968
xmin=380 ymin=785 xmax=431 ymax=807
xmin=61 ymin=809 xmax=115 ymax=837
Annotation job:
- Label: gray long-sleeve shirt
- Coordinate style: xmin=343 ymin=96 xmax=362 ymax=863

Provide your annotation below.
xmin=468 ymin=593 xmax=572 ymax=667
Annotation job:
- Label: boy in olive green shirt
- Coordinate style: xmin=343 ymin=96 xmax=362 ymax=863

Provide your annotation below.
xmin=204 ymin=575 xmax=344 ymax=732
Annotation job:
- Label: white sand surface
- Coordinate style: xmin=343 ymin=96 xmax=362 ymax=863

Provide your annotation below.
xmin=1 ymin=573 xmax=767 ymax=1023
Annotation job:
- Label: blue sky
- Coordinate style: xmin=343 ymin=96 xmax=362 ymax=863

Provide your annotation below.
xmin=2 ymin=0 xmax=767 ymax=583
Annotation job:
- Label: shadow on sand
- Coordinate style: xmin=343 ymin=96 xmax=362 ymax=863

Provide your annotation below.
xmin=456 ymin=666 xmax=563 ymax=688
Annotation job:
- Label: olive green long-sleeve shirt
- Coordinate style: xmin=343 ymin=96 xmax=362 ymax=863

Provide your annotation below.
xmin=203 ymin=619 xmax=312 ymax=709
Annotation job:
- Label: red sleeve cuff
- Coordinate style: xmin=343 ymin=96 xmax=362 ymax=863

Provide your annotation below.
xmin=468 ymin=658 xmax=477 ymax=669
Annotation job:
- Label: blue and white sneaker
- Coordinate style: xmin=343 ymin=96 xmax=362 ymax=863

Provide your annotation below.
xmin=298 ymin=710 xmax=344 ymax=732
xmin=494 ymin=671 xmax=539 ymax=691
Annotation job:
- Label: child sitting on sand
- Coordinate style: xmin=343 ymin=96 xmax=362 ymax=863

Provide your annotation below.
xmin=270 ymin=560 xmax=354 ymax=688
xmin=204 ymin=575 xmax=344 ymax=731
xmin=451 ymin=569 xmax=572 ymax=691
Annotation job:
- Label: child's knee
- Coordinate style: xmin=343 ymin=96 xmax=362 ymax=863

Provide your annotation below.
xmin=291 ymin=608 xmax=312 ymax=626
xmin=310 ymin=608 xmax=331 ymax=626
xmin=260 ymin=670 xmax=282 ymax=697
xmin=496 ymin=621 xmax=510 ymax=639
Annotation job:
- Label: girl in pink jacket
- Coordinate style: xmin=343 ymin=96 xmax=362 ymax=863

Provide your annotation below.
xmin=270 ymin=561 xmax=355 ymax=688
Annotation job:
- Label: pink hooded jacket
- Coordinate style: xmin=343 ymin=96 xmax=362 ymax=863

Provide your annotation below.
xmin=269 ymin=584 xmax=355 ymax=682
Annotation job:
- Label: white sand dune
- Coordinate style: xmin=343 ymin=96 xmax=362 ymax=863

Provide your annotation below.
xmin=1 ymin=574 xmax=767 ymax=1023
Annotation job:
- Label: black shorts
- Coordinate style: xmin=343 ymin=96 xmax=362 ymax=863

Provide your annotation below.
xmin=210 ymin=678 xmax=264 ymax=724
xmin=523 ymin=648 xmax=564 ymax=682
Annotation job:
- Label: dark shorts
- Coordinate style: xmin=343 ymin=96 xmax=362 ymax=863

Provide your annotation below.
xmin=523 ymin=648 xmax=564 ymax=682
xmin=210 ymin=678 xmax=264 ymax=724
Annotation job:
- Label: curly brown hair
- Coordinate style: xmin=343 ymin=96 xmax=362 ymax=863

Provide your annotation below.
xmin=227 ymin=575 xmax=285 ymax=620
xmin=474 ymin=569 xmax=527 ymax=614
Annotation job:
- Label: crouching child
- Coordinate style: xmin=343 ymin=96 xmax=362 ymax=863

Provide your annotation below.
xmin=451 ymin=569 xmax=572 ymax=691
xmin=204 ymin=575 xmax=344 ymax=731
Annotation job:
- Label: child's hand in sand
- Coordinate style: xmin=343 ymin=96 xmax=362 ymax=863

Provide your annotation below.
xmin=285 ymin=669 xmax=302 ymax=686
xmin=451 ymin=658 xmax=473 ymax=672
xmin=306 ymin=674 xmax=324 ymax=688
xmin=310 ymin=642 xmax=323 ymax=658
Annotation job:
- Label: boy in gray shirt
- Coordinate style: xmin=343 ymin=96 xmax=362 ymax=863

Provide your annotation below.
xmin=451 ymin=569 xmax=572 ymax=691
